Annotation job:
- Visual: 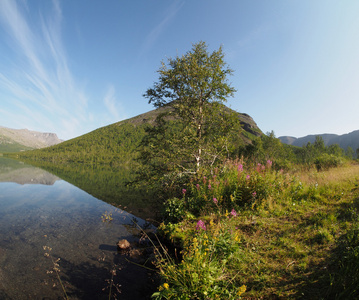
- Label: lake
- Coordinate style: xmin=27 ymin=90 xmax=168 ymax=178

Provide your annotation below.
xmin=0 ymin=157 xmax=158 ymax=299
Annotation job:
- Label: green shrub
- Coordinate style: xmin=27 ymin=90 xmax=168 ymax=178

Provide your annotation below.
xmin=314 ymin=154 xmax=343 ymax=171
xmin=153 ymin=218 xmax=246 ymax=299
xmin=182 ymin=159 xmax=290 ymax=215
xmin=163 ymin=197 xmax=186 ymax=223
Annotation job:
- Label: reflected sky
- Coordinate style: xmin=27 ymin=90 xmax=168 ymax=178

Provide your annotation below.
xmin=0 ymin=158 xmax=155 ymax=299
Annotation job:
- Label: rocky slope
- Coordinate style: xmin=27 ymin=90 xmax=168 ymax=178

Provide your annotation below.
xmin=0 ymin=126 xmax=63 ymax=152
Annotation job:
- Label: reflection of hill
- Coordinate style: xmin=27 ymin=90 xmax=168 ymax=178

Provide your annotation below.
xmin=18 ymin=160 xmax=161 ymax=221
xmin=0 ymin=158 xmax=60 ymax=185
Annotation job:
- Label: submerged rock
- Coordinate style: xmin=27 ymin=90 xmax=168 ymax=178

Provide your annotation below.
xmin=117 ymin=239 xmax=130 ymax=250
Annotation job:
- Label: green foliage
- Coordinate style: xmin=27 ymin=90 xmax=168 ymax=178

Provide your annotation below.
xmin=10 ymin=122 xmax=146 ymax=165
xmin=314 ymin=153 xmax=343 ymax=171
xmin=174 ymin=159 xmax=290 ymax=217
xmin=313 ymin=135 xmax=326 ymax=153
xmin=328 ymin=225 xmax=359 ymax=299
xmin=293 ymin=136 xmax=351 ymax=168
xmin=328 ymin=143 xmax=344 ymax=157
xmin=0 ymin=135 xmax=33 ymax=152
xmin=141 ymin=41 xmax=241 ymax=183
xmin=242 ymin=132 xmax=354 ymax=171
xmin=153 ymin=219 xmax=246 ymax=299
xmin=163 ymin=197 xmax=187 ymax=223
xmin=345 ymin=146 xmax=355 ymax=159
xmin=155 ymin=161 xmax=359 ymax=299
xmin=240 ymin=131 xmax=296 ymax=170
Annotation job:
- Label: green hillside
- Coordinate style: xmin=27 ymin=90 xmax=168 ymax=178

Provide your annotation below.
xmin=10 ymin=106 xmax=262 ymax=165
xmin=0 ymin=135 xmax=33 ymax=153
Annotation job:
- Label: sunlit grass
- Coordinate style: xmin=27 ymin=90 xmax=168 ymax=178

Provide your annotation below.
xmin=155 ymin=161 xmax=359 ymax=299
xmin=297 ymin=162 xmax=359 ymax=186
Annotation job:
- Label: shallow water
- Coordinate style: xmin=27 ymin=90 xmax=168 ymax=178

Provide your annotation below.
xmin=0 ymin=158 xmax=156 ymax=299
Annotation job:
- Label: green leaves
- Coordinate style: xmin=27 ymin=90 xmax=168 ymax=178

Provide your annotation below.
xmin=141 ymin=41 xmax=240 ymax=180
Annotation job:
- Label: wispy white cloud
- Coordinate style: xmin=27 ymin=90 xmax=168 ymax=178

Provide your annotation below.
xmin=0 ymin=0 xmax=89 ymax=139
xmin=104 ymin=84 xmax=122 ymax=121
xmin=140 ymin=0 xmax=184 ymax=56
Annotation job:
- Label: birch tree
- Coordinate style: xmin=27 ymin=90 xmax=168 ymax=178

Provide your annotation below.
xmin=141 ymin=41 xmax=240 ymax=181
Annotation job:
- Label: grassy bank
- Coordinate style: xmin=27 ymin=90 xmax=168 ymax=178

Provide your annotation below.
xmin=152 ymin=161 xmax=359 ymax=299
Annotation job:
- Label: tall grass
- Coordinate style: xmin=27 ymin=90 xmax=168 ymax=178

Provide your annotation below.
xmin=154 ymin=160 xmax=359 ymax=299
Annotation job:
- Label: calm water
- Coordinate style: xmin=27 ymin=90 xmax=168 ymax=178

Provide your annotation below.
xmin=0 ymin=158 xmax=156 ymax=299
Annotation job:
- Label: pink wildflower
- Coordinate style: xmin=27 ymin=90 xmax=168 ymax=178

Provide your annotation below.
xmin=196 ymin=184 xmax=200 ymax=190
xmin=196 ymin=220 xmax=206 ymax=231
xmin=230 ymin=209 xmax=237 ymax=217
xmin=267 ymin=160 xmax=273 ymax=167
xmin=252 ymin=191 xmax=257 ymax=197
xmin=237 ymin=164 xmax=243 ymax=172
xmin=213 ymin=197 xmax=218 ymax=204
xmin=208 ymin=184 xmax=212 ymax=189
xmin=182 ymin=189 xmax=186 ymax=194
xmin=246 ymin=175 xmax=250 ymax=180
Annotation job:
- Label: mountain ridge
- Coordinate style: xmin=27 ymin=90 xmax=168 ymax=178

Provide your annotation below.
xmin=279 ymin=130 xmax=359 ymax=152
xmin=0 ymin=126 xmax=63 ymax=152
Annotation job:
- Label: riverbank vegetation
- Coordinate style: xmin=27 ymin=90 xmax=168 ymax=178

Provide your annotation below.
xmin=4 ymin=41 xmax=359 ymax=299
xmin=153 ymin=159 xmax=359 ymax=299
xmin=138 ymin=42 xmax=359 ymax=299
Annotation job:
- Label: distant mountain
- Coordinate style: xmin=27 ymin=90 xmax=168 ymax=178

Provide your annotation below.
xmin=0 ymin=126 xmax=63 ymax=152
xmin=279 ymin=130 xmax=359 ymax=151
xmin=12 ymin=106 xmax=262 ymax=164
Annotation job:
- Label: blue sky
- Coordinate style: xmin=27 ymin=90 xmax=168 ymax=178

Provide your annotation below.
xmin=1 ymin=0 xmax=359 ymax=140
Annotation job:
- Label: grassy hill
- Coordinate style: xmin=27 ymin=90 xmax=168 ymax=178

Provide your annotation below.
xmin=10 ymin=106 xmax=262 ymax=165
xmin=0 ymin=136 xmax=33 ymax=153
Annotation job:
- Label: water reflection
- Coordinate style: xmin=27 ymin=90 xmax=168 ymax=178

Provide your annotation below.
xmin=0 ymin=158 xmax=157 ymax=299
xmin=0 ymin=157 xmax=59 ymax=185
xmin=17 ymin=159 xmax=160 ymax=222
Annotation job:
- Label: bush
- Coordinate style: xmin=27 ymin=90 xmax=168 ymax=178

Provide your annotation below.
xmin=152 ymin=218 xmax=246 ymax=299
xmin=314 ymin=154 xmax=343 ymax=171
xmin=163 ymin=197 xmax=186 ymax=223
xmin=181 ymin=159 xmax=290 ymax=215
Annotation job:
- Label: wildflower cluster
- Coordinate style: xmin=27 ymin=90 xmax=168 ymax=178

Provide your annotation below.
xmin=156 ymin=159 xmax=298 ymax=299
xmin=155 ymin=158 xmax=359 ymax=299
xmin=178 ymin=158 xmax=289 ymax=216
xmin=153 ymin=216 xmax=246 ymax=299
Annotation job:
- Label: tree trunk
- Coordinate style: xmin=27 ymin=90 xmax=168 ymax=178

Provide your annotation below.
xmin=196 ymin=101 xmax=204 ymax=173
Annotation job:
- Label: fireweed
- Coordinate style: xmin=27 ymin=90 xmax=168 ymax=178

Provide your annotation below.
xmin=156 ymin=160 xmax=359 ymax=299
xmin=156 ymin=159 xmax=306 ymax=298
xmin=180 ymin=159 xmax=292 ymax=216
